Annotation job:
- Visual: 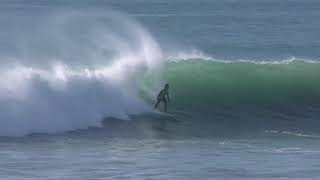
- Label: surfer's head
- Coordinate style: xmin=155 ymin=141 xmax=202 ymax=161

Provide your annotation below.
xmin=165 ymin=83 xmax=169 ymax=90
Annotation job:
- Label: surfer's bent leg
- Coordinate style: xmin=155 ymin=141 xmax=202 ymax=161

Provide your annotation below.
xmin=154 ymin=99 xmax=161 ymax=109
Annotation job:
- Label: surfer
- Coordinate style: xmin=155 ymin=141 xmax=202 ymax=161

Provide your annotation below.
xmin=154 ymin=83 xmax=170 ymax=112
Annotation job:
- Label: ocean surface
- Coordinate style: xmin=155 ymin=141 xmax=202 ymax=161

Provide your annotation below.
xmin=0 ymin=0 xmax=320 ymax=179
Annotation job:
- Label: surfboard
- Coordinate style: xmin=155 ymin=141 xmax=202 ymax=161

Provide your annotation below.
xmin=152 ymin=111 xmax=180 ymax=122
xmin=154 ymin=111 xmax=177 ymax=117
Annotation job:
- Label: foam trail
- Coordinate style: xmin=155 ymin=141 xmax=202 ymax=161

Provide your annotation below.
xmin=0 ymin=9 xmax=163 ymax=136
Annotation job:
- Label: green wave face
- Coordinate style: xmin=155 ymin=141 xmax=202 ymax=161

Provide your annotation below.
xmin=135 ymin=59 xmax=320 ymax=135
xmin=165 ymin=60 xmax=320 ymax=111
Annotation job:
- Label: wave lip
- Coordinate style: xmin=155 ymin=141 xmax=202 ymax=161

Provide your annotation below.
xmin=166 ymin=50 xmax=320 ymax=65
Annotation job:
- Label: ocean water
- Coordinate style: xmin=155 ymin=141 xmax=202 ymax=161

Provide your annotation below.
xmin=0 ymin=0 xmax=320 ymax=179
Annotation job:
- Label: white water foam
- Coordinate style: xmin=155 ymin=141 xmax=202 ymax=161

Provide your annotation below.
xmin=265 ymin=130 xmax=320 ymax=138
xmin=166 ymin=50 xmax=320 ymax=64
xmin=0 ymin=9 xmax=164 ymax=136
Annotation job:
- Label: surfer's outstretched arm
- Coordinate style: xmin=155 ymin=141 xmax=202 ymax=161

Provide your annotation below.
xmin=157 ymin=90 xmax=162 ymax=99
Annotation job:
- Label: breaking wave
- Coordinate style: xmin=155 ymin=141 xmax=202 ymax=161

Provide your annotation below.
xmin=0 ymin=7 xmax=319 ymax=137
xmin=0 ymin=9 xmax=164 ymax=136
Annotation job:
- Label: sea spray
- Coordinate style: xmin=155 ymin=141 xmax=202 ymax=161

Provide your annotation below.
xmin=0 ymin=9 xmax=163 ymax=136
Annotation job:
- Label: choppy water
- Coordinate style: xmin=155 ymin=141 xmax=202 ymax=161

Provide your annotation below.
xmin=0 ymin=0 xmax=320 ymax=179
xmin=1 ymin=135 xmax=320 ymax=180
